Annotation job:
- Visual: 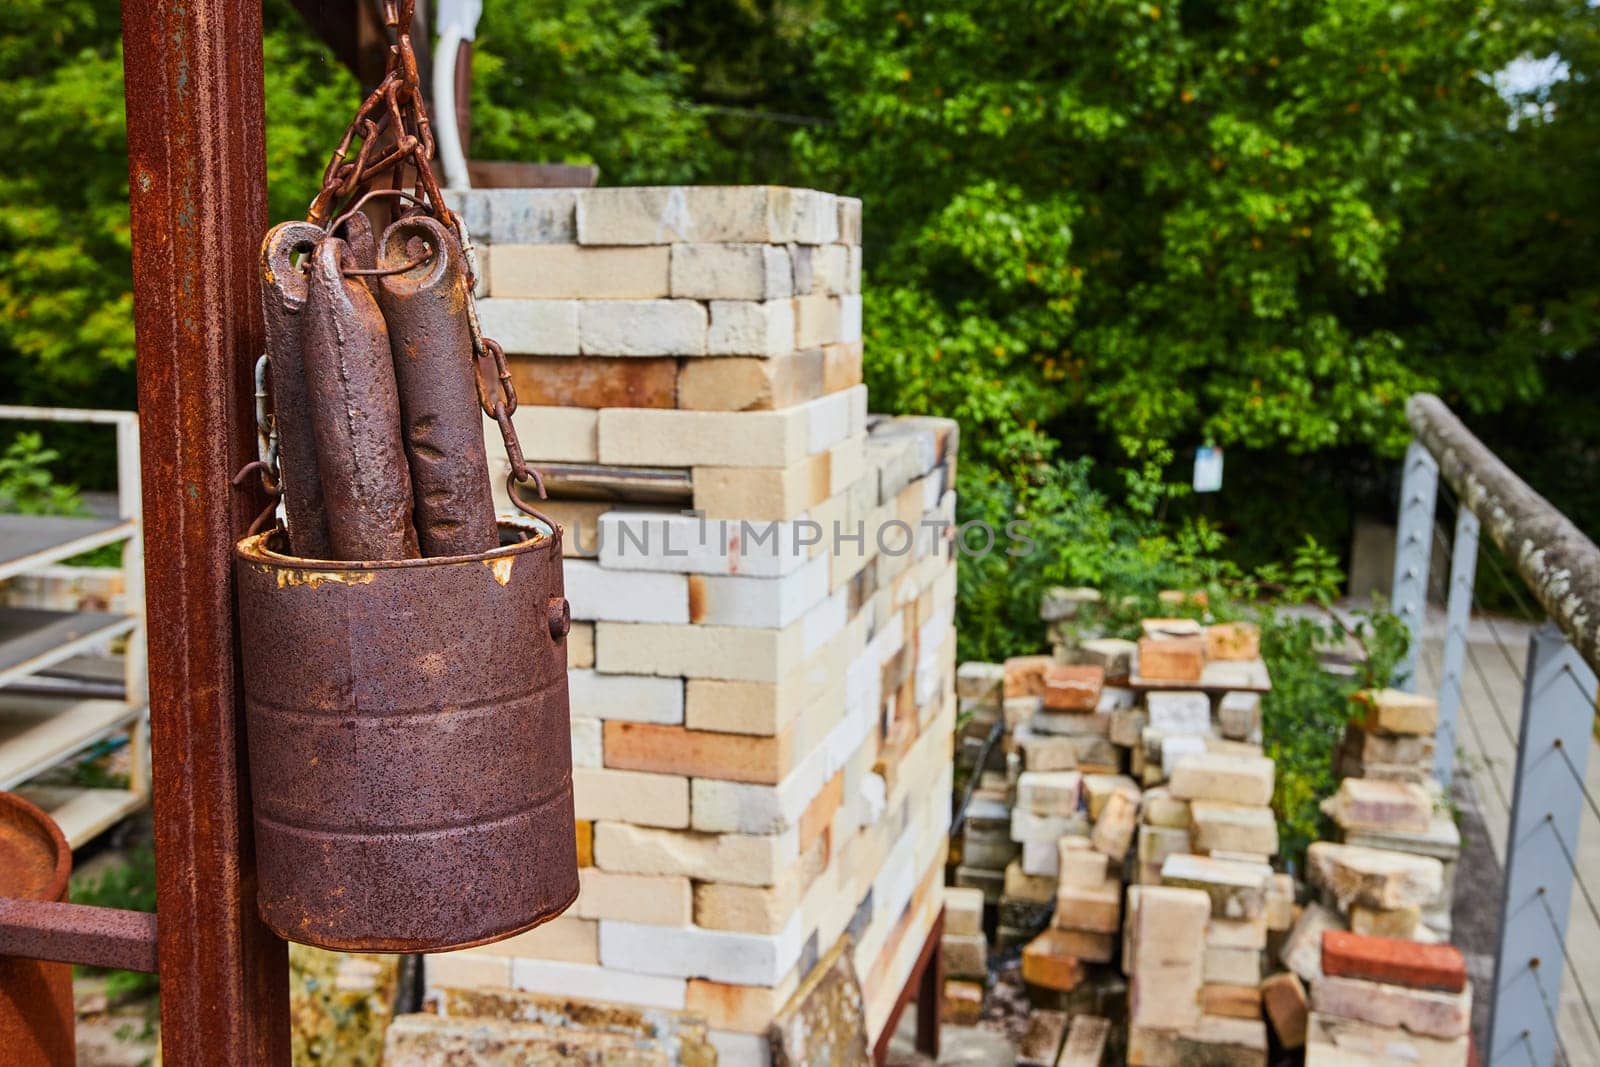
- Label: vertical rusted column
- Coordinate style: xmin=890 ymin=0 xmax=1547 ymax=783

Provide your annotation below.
xmin=119 ymin=2 xmax=291 ymax=1063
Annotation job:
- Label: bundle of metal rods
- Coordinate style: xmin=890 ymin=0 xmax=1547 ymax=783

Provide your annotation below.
xmin=245 ymin=0 xmax=520 ymax=563
xmin=258 ymin=210 xmax=497 ymax=562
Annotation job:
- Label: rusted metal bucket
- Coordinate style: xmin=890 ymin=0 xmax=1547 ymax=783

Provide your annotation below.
xmin=0 ymin=792 xmax=75 ymax=1066
xmin=234 ymin=518 xmax=577 ymax=952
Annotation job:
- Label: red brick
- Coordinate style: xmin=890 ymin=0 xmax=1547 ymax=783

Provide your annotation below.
xmin=1321 ymin=929 xmax=1467 ymax=993
xmin=508 ymin=354 xmax=678 ymax=408
xmin=1042 ymin=664 xmax=1105 ymax=712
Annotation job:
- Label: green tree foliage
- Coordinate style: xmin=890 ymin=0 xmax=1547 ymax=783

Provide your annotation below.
xmin=795 ymin=1 xmax=1567 ymax=469
xmin=469 ymin=0 xmax=715 ymax=185
xmin=0 ymin=0 xmax=354 ymax=412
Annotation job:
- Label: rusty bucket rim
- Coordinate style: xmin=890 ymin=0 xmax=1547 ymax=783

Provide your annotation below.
xmin=235 ymin=516 xmax=555 ymax=572
xmin=0 ymin=791 xmax=72 ymax=904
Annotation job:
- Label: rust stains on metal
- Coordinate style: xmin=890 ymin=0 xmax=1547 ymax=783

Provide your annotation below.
xmin=234 ymin=519 xmax=577 ymax=953
xmin=301 ymin=236 xmax=420 ymax=561
xmin=260 ymin=221 xmax=335 ymax=559
xmin=0 ymin=899 xmax=159 ymax=975
xmin=120 ymin=0 xmax=293 ymax=1059
xmin=271 ymin=567 xmax=377 ymax=589
xmin=376 ymin=216 xmax=499 ymax=558
xmin=0 ymin=792 xmax=74 ymax=1065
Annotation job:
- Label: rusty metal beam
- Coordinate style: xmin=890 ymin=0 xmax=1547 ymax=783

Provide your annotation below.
xmin=0 ymin=899 xmax=158 ymax=974
xmin=119 ymin=0 xmax=292 ymax=1063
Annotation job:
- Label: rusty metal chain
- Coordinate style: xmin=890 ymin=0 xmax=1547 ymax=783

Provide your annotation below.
xmin=247 ymin=0 xmax=547 ymax=528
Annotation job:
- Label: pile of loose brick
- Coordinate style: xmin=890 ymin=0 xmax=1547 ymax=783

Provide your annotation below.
xmin=407 ymin=185 xmax=958 ymax=1066
xmin=945 ymin=588 xmax=1474 ymax=1065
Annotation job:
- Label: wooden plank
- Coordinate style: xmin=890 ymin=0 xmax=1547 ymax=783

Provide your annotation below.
xmin=17 ymin=785 xmax=146 ymax=848
xmin=0 ymin=695 xmax=142 ymax=791
xmin=0 ymin=515 xmax=137 ymax=582
xmin=0 ymin=608 xmax=136 ymax=689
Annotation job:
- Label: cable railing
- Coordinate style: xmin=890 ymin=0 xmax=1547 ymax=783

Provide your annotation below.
xmin=1395 ymin=394 xmax=1600 ymax=1067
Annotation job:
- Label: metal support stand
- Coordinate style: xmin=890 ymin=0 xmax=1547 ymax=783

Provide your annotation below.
xmin=1488 ymin=623 xmax=1596 ymax=1066
xmin=1436 ymin=507 xmax=1479 ymax=786
xmin=1391 ymin=440 xmax=1439 ymax=691
xmin=120 ymin=0 xmax=291 ymax=1061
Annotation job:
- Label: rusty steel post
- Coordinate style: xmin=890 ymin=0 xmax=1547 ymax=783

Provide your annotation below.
xmin=119 ymin=0 xmax=293 ymax=1062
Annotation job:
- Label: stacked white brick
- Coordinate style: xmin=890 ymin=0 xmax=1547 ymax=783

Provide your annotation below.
xmin=423 ymin=185 xmax=958 ymax=1066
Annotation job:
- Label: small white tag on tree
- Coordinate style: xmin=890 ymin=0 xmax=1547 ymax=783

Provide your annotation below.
xmin=1193 ymin=446 xmax=1224 ymax=493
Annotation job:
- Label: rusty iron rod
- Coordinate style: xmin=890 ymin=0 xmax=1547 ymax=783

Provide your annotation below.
xmin=1407 ymin=393 xmax=1600 ymax=674
xmin=0 ymin=900 xmax=159 ymax=974
xmin=120 ymin=0 xmax=292 ymax=1062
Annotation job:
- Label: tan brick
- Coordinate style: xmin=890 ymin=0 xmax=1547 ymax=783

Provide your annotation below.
xmin=1190 ymin=801 xmax=1280 ymax=857
xmin=1127 ymin=886 xmax=1209 ymax=1029
xmin=1261 ymin=972 xmax=1309 ymax=1048
xmin=603 ymin=721 xmax=792 ymax=785
xmin=595 ymin=822 xmax=794 ymax=887
xmin=573 ymin=767 xmax=689 ymax=828
xmin=793 ymin=294 xmax=842 ymax=348
xmin=1137 ymin=635 xmax=1205 ymax=681
xmin=596 ymin=622 xmax=804 ymax=683
xmin=670 ymin=243 xmax=792 ymax=300
xmin=1168 ymin=753 xmax=1276 ymax=806
xmin=1091 ymin=791 xmax=1138 ymax=862
xmin=576 ymin=186 xmax=835 ymax=245
xmin=1202 ymin=983 xmax=1263 ymax=1020
xmin=694 ymin=879 xmax=800 ymax=933
xmin=1205 ymin=621 xmax=1261 ymax=661
xmin=598 ymin=404 xmax=808 ymax=467
xmin=1352 ymin=688 xmax=1439 ymax=736
xmin=691 ymin=455 xmax=830 ymax=520
xmin=1204 ymin=944 xmax=1262 ymax=986
xmin=823 ymin=342 xmax=863 ymax=394
xmin=487 ymin=407 xmax=597 ymax=465
xmin=685 ymin=971 xmax=801 ymax=1033
xmin=685 ymin=677 xmax=808 ymax=736
xmin=522 ymin=500 xmax=610 ymax=559
xmin=575 ymin=820 xmax=592 ymax=867
xmin=574 ymin=869 xmax=692 ymax=925
xmin=1058 ymin=839 xmax=1109 ymax=888
xmin=423 ymin=950 xmax=512 ymax=989
xmin=492 ymin=244 xmax=669 ymax=299
xmin=567 ymin=621 xmax=595 ymax=668
xmin=507 ymin=354 xmax=677 ymax=409
xmin=836 ymin=197 xmax=862 ymax=244
xmin=945 ymin=887 xmax=985 ymax=936
xmin=478 ymin=916 xmax=598 ymax=964
xmin=678 ymin=350 xmax=825 ymax=412
xmin=1055 ymin=875 xmax=1122 ymax=934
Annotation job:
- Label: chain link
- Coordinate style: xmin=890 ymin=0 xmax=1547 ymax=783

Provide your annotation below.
xmin=248 ymin=0 xmax=544 ymax=518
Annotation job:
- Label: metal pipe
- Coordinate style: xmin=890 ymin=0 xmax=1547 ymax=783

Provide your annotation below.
xmin=119 ymin=0 xmax=292 ymax=1060
xmin=1407 ymin=393 xmax=1600 ymax=675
